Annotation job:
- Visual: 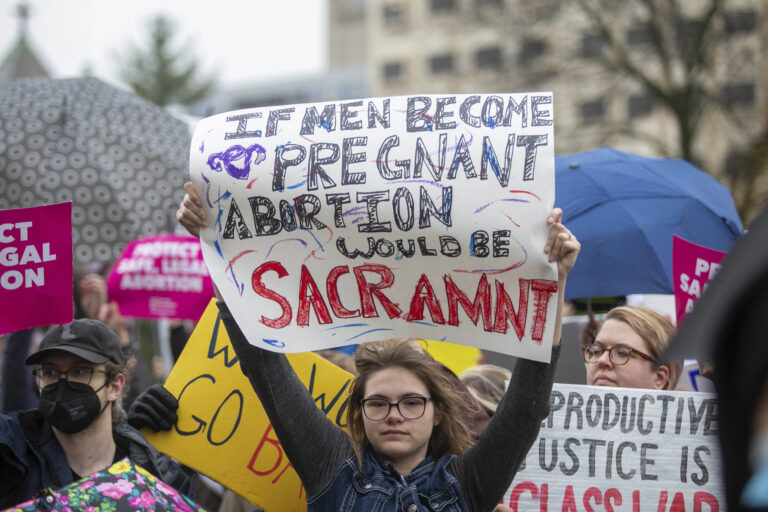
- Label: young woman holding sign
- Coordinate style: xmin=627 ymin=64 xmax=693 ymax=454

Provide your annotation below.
xmin=176 ymin=182 xmax=580 ymax=512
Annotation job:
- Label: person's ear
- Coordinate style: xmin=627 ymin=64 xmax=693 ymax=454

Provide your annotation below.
xmin=432 ymin=403 xmax=442 ymax=427
xmin=652 ymin=365 xmax=670 ymax=390
xmin=108 ymin=373 xmax=125 ymax=401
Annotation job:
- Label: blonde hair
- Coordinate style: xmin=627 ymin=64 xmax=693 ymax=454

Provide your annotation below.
xmin=347 ymin=339 xmax=474 ymax=467
xmin=459 ymin=364 xmax=511 ymax=415
xmin=601 ymin=306 xmax=681 ymax=389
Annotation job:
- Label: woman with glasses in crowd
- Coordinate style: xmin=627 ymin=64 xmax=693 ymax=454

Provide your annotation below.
xmin=177 ymin=182 xmax=580 ymax=512
xmin=581 ymin=306 xmax=681 ymax=390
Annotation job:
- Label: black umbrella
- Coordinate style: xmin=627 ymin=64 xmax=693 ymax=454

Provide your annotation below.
xmin=0 ymin=76 xmax=190 ymax=264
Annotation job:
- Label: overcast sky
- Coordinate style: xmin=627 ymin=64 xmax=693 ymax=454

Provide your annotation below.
xmin=0 ymin=0 xmax=328 ymax=89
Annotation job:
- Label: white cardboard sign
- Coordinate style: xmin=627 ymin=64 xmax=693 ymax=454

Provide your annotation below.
xmin=190 ymin=93 xmax=557 ymax=360
xmin=506 ymin=384 xmax=723 ymax=511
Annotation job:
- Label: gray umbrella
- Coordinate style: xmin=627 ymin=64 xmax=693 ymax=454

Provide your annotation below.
xmin=0 ymin=76 xmax=190 ymax=264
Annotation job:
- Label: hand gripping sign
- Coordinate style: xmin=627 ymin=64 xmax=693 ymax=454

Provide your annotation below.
xmin=190 ymin=93 xmax=558 ymax=361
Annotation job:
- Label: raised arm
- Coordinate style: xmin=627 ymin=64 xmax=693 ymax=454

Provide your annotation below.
xmin=453 ymin=208 xmax=579 ymax=511
xmin=177 ymin=182 xmax=354 ymax=497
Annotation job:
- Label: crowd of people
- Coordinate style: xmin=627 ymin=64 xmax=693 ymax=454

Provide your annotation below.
xmin=0 ymin=179 xmax=765 ymax=512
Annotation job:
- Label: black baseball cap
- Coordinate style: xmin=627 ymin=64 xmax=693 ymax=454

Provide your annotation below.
xmin=25 ymin=319 xmax=126 ymax=366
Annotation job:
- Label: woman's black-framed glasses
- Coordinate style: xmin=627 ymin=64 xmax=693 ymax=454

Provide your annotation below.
xmin=581 ymin=343 xmax=655 ymax=365
xmin=32 ymin=366 xmax=108 ymax=389
xmin=361 ymin=396 xmax=431 ymax=421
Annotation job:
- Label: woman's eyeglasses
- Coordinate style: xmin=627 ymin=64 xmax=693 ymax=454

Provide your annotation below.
xmin=361 ymin=396 xmax=431 ymax=421
xmin=581 ymin=343 xmax=655 ymax=365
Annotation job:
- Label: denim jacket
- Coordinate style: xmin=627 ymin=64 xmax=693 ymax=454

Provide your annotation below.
xmin=308 ymin=448 xmax=468 ymax=512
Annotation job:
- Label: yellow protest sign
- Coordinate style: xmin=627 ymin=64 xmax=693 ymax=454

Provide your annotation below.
xmin=144 ymin=299 xmax=353 ymax=512
xmin=419 ymin=339 xmax=482 ymax=376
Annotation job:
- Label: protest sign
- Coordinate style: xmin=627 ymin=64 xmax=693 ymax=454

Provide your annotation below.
xmin=506 ymin=383 xmax=723 ymax=511
xmin=189 ymin=93 xmax=558 ymax=360
xmin=0 ymin=202 xmax=73 ymax=333
xmin=107 ymin=234 xmax=214 ymax=320
xmin=144 ymin=299 xmax=354 ymax=512
xmin=672 ymin=236 xmax=727 ymax=325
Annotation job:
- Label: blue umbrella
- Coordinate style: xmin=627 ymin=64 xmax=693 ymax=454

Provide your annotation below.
xmin=554 ymin=147 xmax=743 ymax=300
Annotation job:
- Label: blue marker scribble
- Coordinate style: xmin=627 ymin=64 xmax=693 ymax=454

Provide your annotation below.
xmin=412 ymin=321 xmax=435 ymax=327
xmin=228 ymin=264 xmax=244 ymax=296
xmin=213 ymin=240 xmax=224 ymax=259
xmin=325 ymin=323 xmax=369 ymax=330
xmin=347 ymin=328 xmax=394 ymax=342
xmin=288 ymin=179 xmax=308 ymax=190
xmin=303 ymin=228 xmax=325 ymax=253
xmin=262 ymin=338 xmax=286 ymax=348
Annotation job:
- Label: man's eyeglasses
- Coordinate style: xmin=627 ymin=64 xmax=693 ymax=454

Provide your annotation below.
xmin=32 ymin=366 xmax=108 ymax=388
xmin=581 ymin=343 xmax=655 ymax=365
xmin=361 ymin=396 xmax=431 ymax=421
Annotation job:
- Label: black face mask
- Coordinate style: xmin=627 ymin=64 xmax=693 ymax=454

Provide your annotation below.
xmin=38 ymin=380 xmax=109 ymax=434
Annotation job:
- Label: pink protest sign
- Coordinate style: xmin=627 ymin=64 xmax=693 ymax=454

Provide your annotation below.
xmin=107 ymin=234 xmax=214 ymax=320
xmin=673 ymin=235 xmax=727 ymax=325
xmin=0 ymin=202 xmax=73 ymax=334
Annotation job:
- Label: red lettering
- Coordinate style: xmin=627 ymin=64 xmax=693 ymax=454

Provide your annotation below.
xmin=508 ymin=481 xmax=538 ymax=511
xmin=657 ymin=491 xmax=668 ymax=512
xmin=633 ymin=490 xmax=640 ymax=512
xmin=583 ymin=487 xmax=602 ymax=512
xmin=247 ymin=424 xmax=283 ymax=476
xmin=530 ymin=279 xmax=558 ymax=342
xmin=561 ymin=485 xmax=577 ymax=512
xmin=252 ymin=262 xmax=292 ymax=328
xmin=693 ymin=491 xmax=719 ymax=512
xmin=493 ymin=278 xmax=530 ymax=338
xmin=604 ymin=488 xmax=622 ymax=512
xmin=353 ymin=264 xmax=402 ymax=318
xmin=246 ymin=425 xmax=305 ymax=498
xmin=297 ymin=265 xmax=332 ymax=326
xmin=669 ymin=492 xmax=686 ymax=512
xmin=326 ymin=265 xmax=359 ymax=318
xmin=406 ymin=274 xmax=446 ymax=324
xmin=445 ymin=274 xmax=492 ymax=331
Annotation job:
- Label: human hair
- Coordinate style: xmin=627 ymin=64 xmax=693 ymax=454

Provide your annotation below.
xmin=601 ymin=306 xmax=680 ymax=389
xmin=459 ymin=364 xmax=511 ymax=416
xmin=347 ymin=340 xmax=474 ymax=467
xmin=105 ymin=356 xmax=135 ymax=421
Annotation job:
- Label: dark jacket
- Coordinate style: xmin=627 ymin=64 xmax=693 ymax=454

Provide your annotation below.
xmin=0 ymin=409 xmax=194 ymax=509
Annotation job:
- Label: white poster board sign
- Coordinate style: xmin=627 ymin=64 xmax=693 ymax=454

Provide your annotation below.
xmin=190 ymin=93 xmax=557 ymax=360
xmin=507 ymin=384 xmax=723 ymax=510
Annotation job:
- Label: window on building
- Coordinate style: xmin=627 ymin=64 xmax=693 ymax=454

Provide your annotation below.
xmin=430 ymin=54 xmax=455 ymax=74
xmin=626 ymin=23 xmax=653 ymax=46
xmin=431 ymin=0 xmax=457 ymax=13
xmin=382 ymin=4 xmax=405 ymax=27
xmin=581 ymin=33 xmax=605 ymax=58
xmin=382 ymin=62 xmax=404 ymax=83
xmin=721 ymin=83 xmax=755 ymax=107
xmin=475 ymin=46 xmax=502 ymax=69
xmin=580 ymin=99 xmax=605 ymax=124
xmin=627 ymin=94 xmax=654 ymax=118
xmin=519 ymin=38 xmax=548 ymax=63
xmin=725 ymin=10 xmax=757 ymax=35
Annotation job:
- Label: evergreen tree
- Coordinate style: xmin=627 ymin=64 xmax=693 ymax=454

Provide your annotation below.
xmin=118 ymin=15 xmax=215 ymax=106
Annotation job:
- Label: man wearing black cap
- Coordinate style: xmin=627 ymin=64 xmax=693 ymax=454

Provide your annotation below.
xmin=0 ymin=318 xmax=193 ymax=508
